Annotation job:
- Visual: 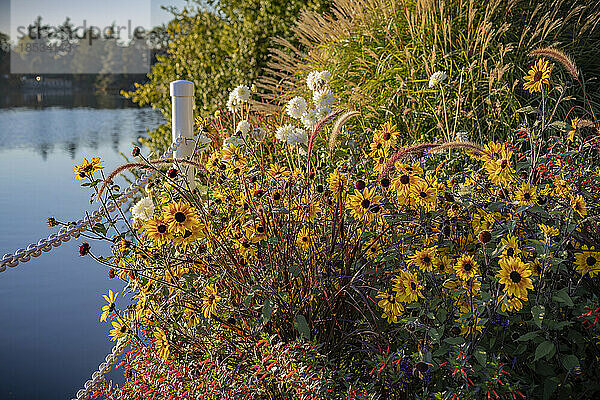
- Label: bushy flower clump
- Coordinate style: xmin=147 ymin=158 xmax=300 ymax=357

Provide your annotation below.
xmin=78 ymin=61 xmax=600 ymax=400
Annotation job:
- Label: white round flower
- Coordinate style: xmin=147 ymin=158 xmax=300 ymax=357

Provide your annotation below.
xmin=224 ymin=135 xmax=245 ymax=148
xmin=315 ymin=106 xmax=332 ymax=122
xmin=306 ymin=71 xmax=320 ymax=91
xmin=232 ymin=84 xmax=251 ymax=102
xmin=428 ymin=71 xmax=447 ymax=88
xmin=251 ymin=127 xmax=266 ymax=142
xmin=286 ymin=96 xmax=308 ymax=119
xmin=287 ymin=128 xmax=308 ymax=147
xmin=307 ymin=70 xmax=333 ymax=91
xmin=319 ymin=70 xmax=332 ymax=83
xmin=131 ymin=197 xmax=154 ymax=221
xmin=236 ymin=120 xmax=251 ymax=135
xmin=313 ymin=88 xmax=335 ymax=109
xmin=301 ymin=108 xmax=318 ymax=130
xmin=275 ymin=124 xmax=295 ymax=143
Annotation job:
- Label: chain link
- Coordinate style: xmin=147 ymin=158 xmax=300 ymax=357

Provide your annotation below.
xmin=0 ymin=137 xmax=183 ymax=272
xmin=71 ymin=339 xmax=127 ymax=400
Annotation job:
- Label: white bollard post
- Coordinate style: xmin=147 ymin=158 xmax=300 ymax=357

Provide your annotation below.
xmin=170 ymin=80 xmax=196 ymax=190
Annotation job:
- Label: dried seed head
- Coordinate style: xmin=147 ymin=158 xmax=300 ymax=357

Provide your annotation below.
xmin=478 ymin=230 xmax=492 ymax=244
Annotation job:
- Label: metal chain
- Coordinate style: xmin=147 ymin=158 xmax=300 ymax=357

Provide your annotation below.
xmin=0 ymin=137 xmax=183 ymax=272
xmin=71 ymin=339 xmax=127 ymax=400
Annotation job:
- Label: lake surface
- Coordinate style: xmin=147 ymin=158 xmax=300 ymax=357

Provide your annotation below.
xmin=0 ymin=93 xmax=164 ymax=399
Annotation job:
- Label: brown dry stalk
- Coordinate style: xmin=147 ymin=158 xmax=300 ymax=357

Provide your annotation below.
xmin=329 ymin=110 xmax=361 ymax=151
xmin=306 ymin=109 xmax=345 ymax=169
xmin=96 ymin=158 xmax=203 ymax=200
xmin=529 ymin=47 xmax=579 ymax=79
xmin=378 ymin=143 xmax=438 ymax=182
xmin=378 ymin=141 xmax=488 ymax=182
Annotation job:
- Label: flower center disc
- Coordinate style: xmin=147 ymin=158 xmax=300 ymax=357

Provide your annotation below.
xmin=587 ymin=256 xmax=597 ymax=267
xmin=361 ymin=199 xmax=371 ymax=209
xmin=175 ymin=212 xmax=187 ymax=223
xmin=157 ymin=224 xmax=167 ymax=233
xmin=509 ymin=271 xmax=522 ymax=283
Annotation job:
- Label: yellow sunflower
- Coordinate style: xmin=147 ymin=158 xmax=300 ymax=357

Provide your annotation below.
xmin=74 ymin=157 xmax=104 ymax=180
xmin=500 ymin=235 xmax=522 ymax=259
xmin=144 ymin=217 xmax=172 ymax=246
xmin=392 ymin=172 xmax=422 ymax=198
xmin=574 ymin=246 xmax=600 ymax=277
xmin=454 ymin=254 xmax=479 ymax=281
xmin=376 ymin=291 xmax=404 ymax=324
xmin=296 ymin=227 xmax=312 ymax=252
xmin=154 ymin=328 xmax=170 ymax=360
xmin=497 ymin=256 xmax=534 ymax=299
xmin=109 ymin=318 xmax=128 ymax=341
xmin=498 ymin=294 xmax=524 ymax=313
xmin=567 ymin=117 xmax=580 ymax=142
xmin=523 ymin=58 xmax=552 ymax=93
xmin=410 ymin=177 xmax=438 ymax=211
xmin=162 ymin=201 xmax=198 ymax=235
xmin=296 ymin=196 xmax=322 ymax=223
xmin=394 ymin=270 xmax=423 ymax=303
xmin=202 ymin=284 xmax=221 ymax=318
xmin=409 ymin=247 xmax=438 ymax=272
xmin=486 ymin=155 xmax=515 ymax=186
xmin=100 ymin=290 xmax=118 ymax=322
xmin=514 ymin=182 xmax=538 ymax=206
xmin=435 ymin=255 xmax=453 ymax=274
xmin=327 ymin=169 xmax=348 ymax=196
xmin=172 ymin=224 xmax=203 ymax=248
xmin=369 ymin=121 xmax=398 ymax=157
xmin=538 ymin=223 xmax=559 ymax=239
xmin=571 ymin=194 xmax=588 ymax=218
xmin=347 ymin=186 xmax=382 ymax=221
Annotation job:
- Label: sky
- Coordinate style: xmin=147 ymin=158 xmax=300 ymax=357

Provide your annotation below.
xmin=0 ymin=0 xmax=192 ymax=42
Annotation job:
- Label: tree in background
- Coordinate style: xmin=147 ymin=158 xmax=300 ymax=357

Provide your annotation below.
xmin=123 ymin=0 xmax=329 ymax=150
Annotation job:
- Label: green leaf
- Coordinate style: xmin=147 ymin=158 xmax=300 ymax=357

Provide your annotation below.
xmin=294 ymin=314 xmax=310 ymax=340
xmin=92 ymin=223 xmax=107 ymax=235
xmin=549 ymin=121 xmax=568 ymax=132
xmin=534 ymin=341 xmax=555 ymax=362
xmin=561 ymin=354 xmax=580 ymax=371
xmin=552 ymin=289 xmax=574 ymax=307
xmin=516 ymin=106 xmax=539 ymax=114
xmin=517 ymin=332 xmax=539 ymax=342
xmin=474 ymin=349 xmax=487 ymax=366
xmin=444 ymin=337 xmax=465 ymax=346
xmin=429 ymin=328 xmax=441 ymax=344
xmin=531 ymin=305 xmax=545 ymax=329
xmin=262 ymin=299 xmax=274 ymax=323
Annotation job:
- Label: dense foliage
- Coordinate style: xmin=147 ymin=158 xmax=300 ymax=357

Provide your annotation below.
xmin=261 ymin=0 xmax=600 ymax=143
xmin=69 ymin=48 xmax=600 ymax=398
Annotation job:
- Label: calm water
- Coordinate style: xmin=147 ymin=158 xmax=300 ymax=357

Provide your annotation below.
xmin=0 ymin=93 xmax=164 ymax=399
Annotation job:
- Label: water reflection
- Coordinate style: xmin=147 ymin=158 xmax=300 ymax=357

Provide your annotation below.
xmin=0 ymin=94 xmax=165 ymax=400
xmin=0 ymin=96 xmax=165 ymax=160
xmin=0 ymin=90 xmax=147 ymax=109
